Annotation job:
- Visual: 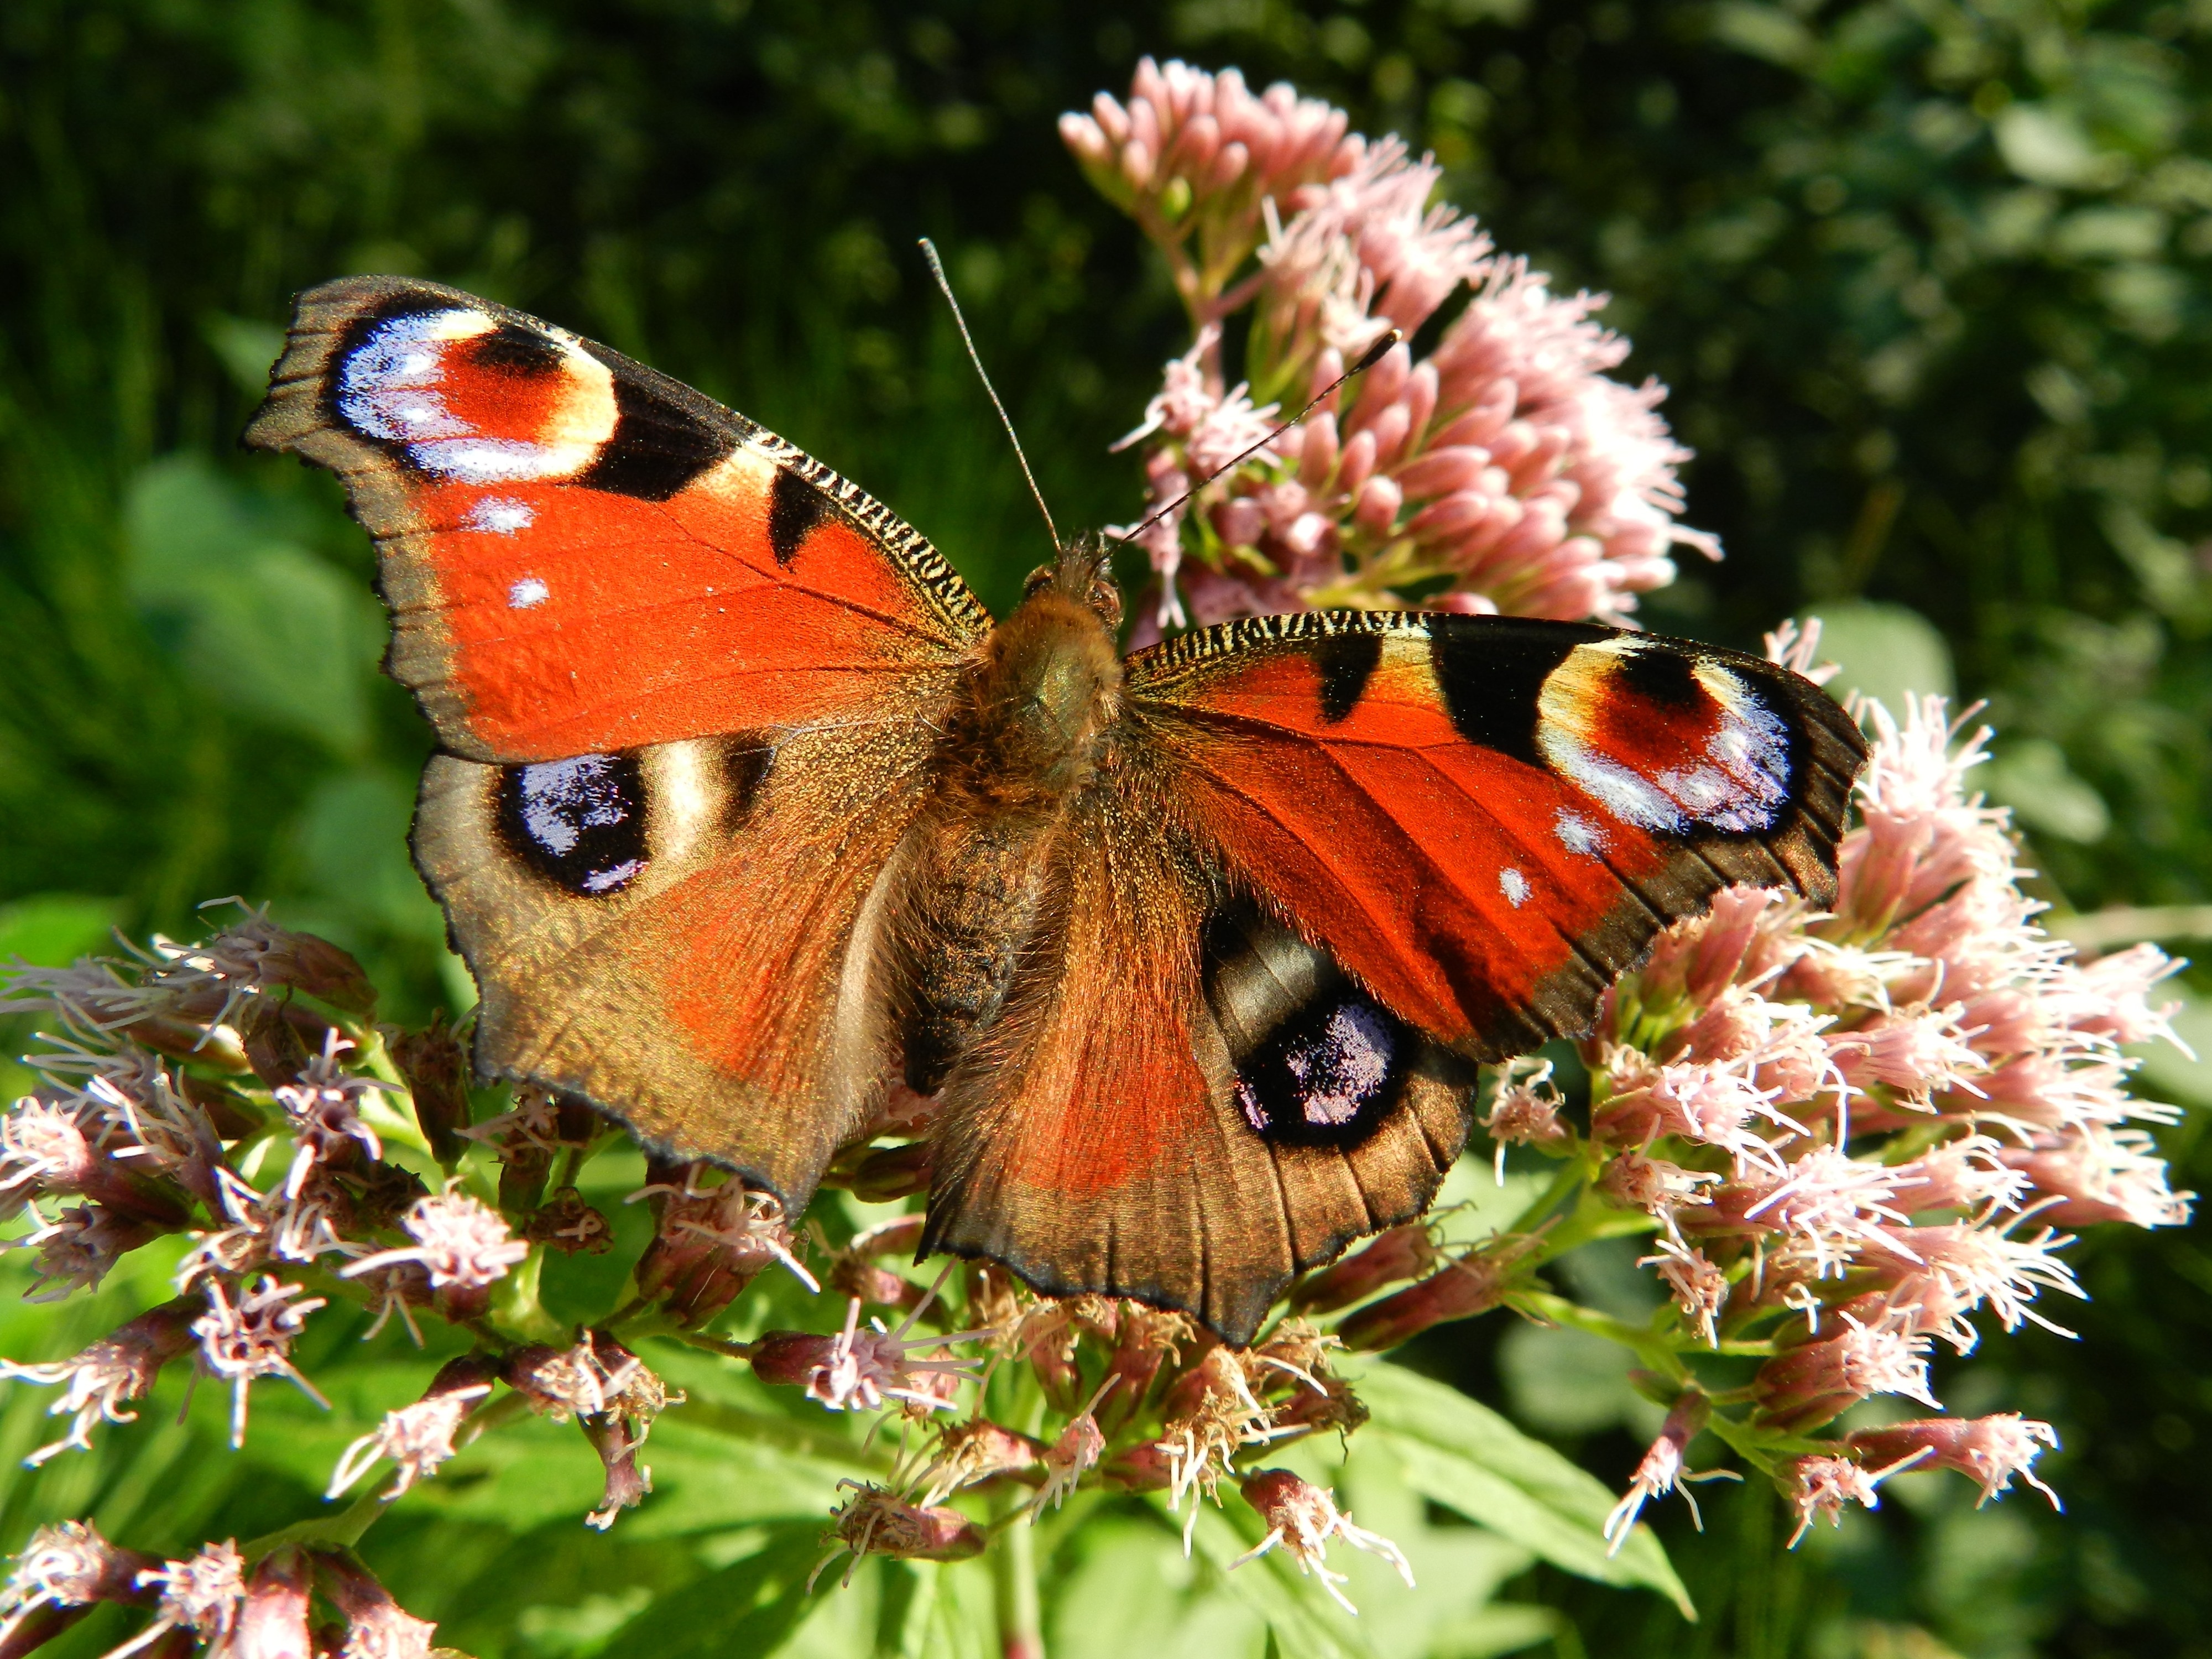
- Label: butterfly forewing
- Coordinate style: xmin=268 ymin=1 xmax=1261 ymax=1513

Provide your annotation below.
xmin=247 ymin=276 xmax=988 ymax=764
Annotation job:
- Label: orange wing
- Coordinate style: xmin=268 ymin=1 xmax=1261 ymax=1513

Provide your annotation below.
xmin=249 ymin=277 xmax=988 ymax=1208
xmin=1125 ymin=612 xmax=1867 ymax=1060
xmin=247 ymin=276 xmax=987 ymax=763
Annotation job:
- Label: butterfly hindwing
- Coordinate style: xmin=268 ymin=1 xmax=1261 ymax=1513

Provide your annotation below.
xmin=246 ymin=275 xmax=988 ymax=763
xmin=919 ymin=771 xmax=1472 ymax=1343
xmin=252 ymin=276 xmax=987 ymax=1209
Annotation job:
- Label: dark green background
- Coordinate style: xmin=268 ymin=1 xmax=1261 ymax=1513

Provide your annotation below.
xmin=2 ymin=2 xmax=2209 ymax=1656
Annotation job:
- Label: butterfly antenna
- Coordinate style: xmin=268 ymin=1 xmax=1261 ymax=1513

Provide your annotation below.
xmin=920 ymin=237 xmax=1062 ymax=551
xmin=1122 ymin=329 xmax=1402 ymax=548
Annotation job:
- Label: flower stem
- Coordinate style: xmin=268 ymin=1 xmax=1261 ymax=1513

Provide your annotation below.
xmin=993 ymin=1488 xmax=1046 ymax=1659
xmin=239 ymin=1488 xmax=392 ymax=1562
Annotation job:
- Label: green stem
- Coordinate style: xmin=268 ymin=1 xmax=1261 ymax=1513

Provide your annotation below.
xmin=992 ymin=1488 xmax=1046 ymax=1659
xmin=240 ymin=1488 xmax=392 ymax=1563
xmin=1504 ymin=1289 xmax=1688 ymax=1380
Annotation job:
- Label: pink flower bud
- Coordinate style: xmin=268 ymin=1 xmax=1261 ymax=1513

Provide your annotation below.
xmin=1392 ymin=446 xmax=1492 ymax=501
xmin=1297 ymin=410 xmax=1339 ymax=487
xmin=811 ymin=1485 xmax=985 ymax=1590
xmin=1780 ymin=1453 xmax=1888 ymax=1547
xmin=1406 ymin=488 xmax=1494 ymax=544
xmin=1845 ymin=1414 xmax=2060 ymax=1508
xmin=1338 ymin=1253 xmax=1509 ymax=1351
xmin=1362 ymin=400 xmax=1412 ymax=469
xmin=1754 ymin=1314 xmax=1938 ymax=1433
xmin=1603 ymin=1392 xmax=1714 ymax=1551
xmin=1058 ymin=112 xmax=1110 ymax=168
xmin=229 ymin=1550 xmax=310 ymax=1659
xmin=315 ymin=1556 xmax=434 ymax=1659
xmin=1207 ymin=140 xmax=1250 ymax=191
xmin=1168 ymin=112 xmax=1222 ymax=177
xmin=1234 ymin=1470 xmax=1413 ymax=1615
xmin=1290 ymin=1223 xmax=1437 ymax=1313
xmin=1211 ymin=495 xmax=1266 ymax=548
xmin=1091 ymin=92 xmax=1130 ymax=146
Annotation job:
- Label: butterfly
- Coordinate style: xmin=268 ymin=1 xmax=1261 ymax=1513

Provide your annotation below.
xmin=246 ymin=276 xmax=1867 ymax=1344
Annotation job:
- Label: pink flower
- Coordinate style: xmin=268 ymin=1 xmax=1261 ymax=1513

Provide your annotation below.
xmin=1604 ymin=1392 xmax=1734 ymax=1552
xmin=272 ymin=1032 xmax=393 ymax=1196
xmin=1233 ymin=1469 xmax=1413 ymax=1614
xmin=1846 ymin=1414 xmax=2061 ymax=1509
xmin=1074 ymin=71 xmax=1714 ymax=630
xmin=914 ymin=1420 xmax=1044 ymax=1508
xmin=1031 ymin=1375 xmax=1121 ymax=1516
xmin=0 ymin=1520 xmax=160 ymax=1654
xmin=111 ymin=1540 xmax=246 ymax=1659
xmin=340 ymin=1190 xmax=529 ymax=1318
xmin=749 ymin=1288 xmax=985 ymax=1416
xmin=630 ymin=1165 xmax=817 ymax=1324
xmin=1781 ymin=1453 xmax=1909 ymax=1548
xmin=1640 ymin=1238 xmax=1731 ymax=1347
xmin=810 ymin=1483 xmax=985 ymax=1590
xmin=327 ymin=1358 xmax=497 ymax=1500
xmin=192 ymin=1276 xmax=330 ymax=1447
xmin=317 ymin=1554 xmax=436 ymax=1659
xmin=0 ymin=1301 xmax=197 ymax=1465
xmin=1754 ymin=1311 xmax=1939 ymax=1433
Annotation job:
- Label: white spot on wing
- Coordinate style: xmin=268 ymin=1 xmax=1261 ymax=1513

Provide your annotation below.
xmin=1555 ymin=809 xmax=1604 ymax=856
xmin=466 ymin=497 xmax=536 ymax=534
xmin=1500 ymin=867 xmax=1530 ymax=906
xmin=507 ymin=577 xmax=550 ymax=609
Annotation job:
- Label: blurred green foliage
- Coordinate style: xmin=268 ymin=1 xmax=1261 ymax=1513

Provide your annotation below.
xmin=2 ymin=1 xmax=2209 ymax=1656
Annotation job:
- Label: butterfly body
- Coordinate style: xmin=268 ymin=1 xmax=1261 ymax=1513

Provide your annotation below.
xmin=247 ymin=275 xmax=1868 ymax=1342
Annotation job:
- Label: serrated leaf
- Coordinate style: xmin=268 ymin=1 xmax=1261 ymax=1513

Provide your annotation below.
xmin=1348 ymin=1359 xmax=1693 ymax=1618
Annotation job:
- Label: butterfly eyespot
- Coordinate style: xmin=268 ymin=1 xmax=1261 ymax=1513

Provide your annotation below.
xmin=1232 ymin=994 xmax=1411 ymax=1145
xmin=507 ymin=577 xmax=550 ymax=609
xmin=497 ymin=754 xmax=650 ymax=896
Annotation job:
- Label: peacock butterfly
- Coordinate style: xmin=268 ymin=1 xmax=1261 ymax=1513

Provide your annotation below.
xmin=246 ymin=276 xmax=1867 ymax=1344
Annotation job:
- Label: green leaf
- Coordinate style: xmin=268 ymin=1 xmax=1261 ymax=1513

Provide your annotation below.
xmin=596 ymin=1522 xmax=827 ymax=1659
xmin=0 ymin=893 xmax=117 ymax=964
xmin=122 ymin=456 xmax=382 ymax=753
xmin=1348 ymin=1359 xmax=1694 ymax=1618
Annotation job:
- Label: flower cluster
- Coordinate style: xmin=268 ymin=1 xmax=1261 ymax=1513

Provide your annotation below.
xmin=1569 ymin=628 xmax=2188 ymax=1543
xmin=1064 ymin=60 xmax=1716 ymax=635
